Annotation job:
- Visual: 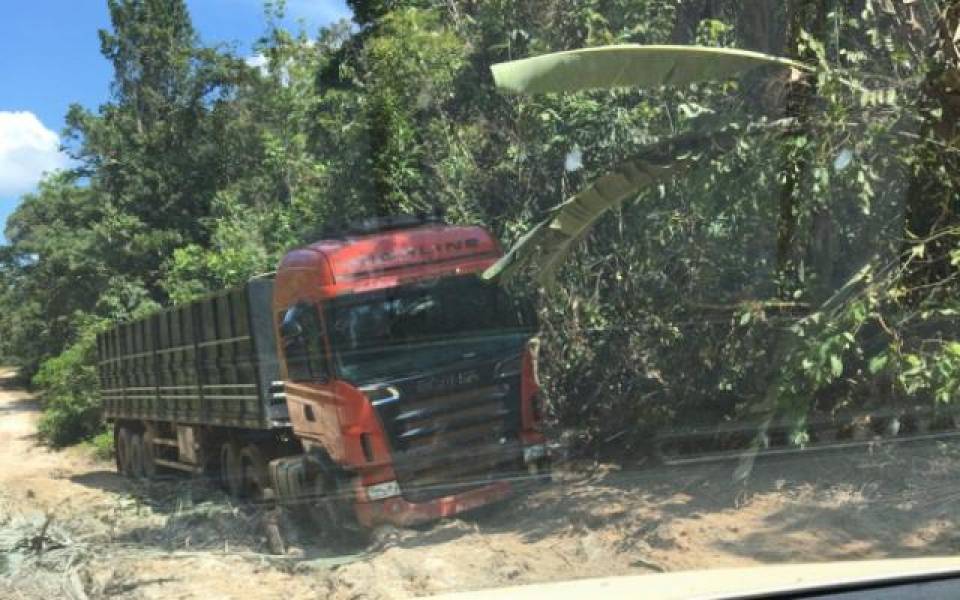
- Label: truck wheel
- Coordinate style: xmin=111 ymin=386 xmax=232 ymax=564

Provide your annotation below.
xmin=305 ymin=469 xmax=343 ymax=533
xmin=269 ymin=456 xmax=305 ymax=506
xmin=308 ymin=470 xmax=366 ymax=546
xmin=239 ymin=444 xmax=270 ymax=501
xmin=303 ymin=453 xmax=359 ymax=540
xmin=269 ymin=455 xmax=355 ymax=540
xmin=141 ymin=428 xmax=157 ymax=479
xmin=116 ymin=426 xmax=132 ymax=476
xmin=220 ymin=441 xmax=244 ymax=497
xmin=128 ymin=433 xmax=145 ymax=479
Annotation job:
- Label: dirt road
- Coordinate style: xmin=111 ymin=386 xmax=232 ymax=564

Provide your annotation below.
xmin=4 ymin=368 xmax=960 ymax=599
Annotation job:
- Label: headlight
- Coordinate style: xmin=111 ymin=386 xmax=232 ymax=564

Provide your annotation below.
xmin=523 ymin=444 xmax=546 ymax=463
xmin=359 ymin=385 xmax=400 ymax=406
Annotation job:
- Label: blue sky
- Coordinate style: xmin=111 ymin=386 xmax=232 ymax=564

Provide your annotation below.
xmin=0 ymin=0 xmax=351 ymax=240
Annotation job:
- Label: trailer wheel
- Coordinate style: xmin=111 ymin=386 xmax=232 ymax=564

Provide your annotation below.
xmin=239 ymin=444 xmax=270 ymax=501
xmin=141 ymin=428 xmax=157 ymax=479
xmin=128 ymin=433 xmax=146 ymax=479
xmin=220 ymin=441 xmax=244 ymax=497
xmin=116 ymin=426 xmax=132 ymax=477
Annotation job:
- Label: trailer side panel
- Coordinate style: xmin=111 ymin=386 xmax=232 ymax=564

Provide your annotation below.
xmin=97 ymin=279 xmax=284 ymax=430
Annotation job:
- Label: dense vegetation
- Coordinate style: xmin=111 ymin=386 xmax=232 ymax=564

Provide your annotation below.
xmin=1 ymin=0 xmax=958 ymax=454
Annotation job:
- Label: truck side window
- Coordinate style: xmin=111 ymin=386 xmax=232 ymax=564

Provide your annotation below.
xmin=280 ymin=302 xmax=328 ymax=382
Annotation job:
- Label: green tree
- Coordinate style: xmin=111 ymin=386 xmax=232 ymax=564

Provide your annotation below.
xmin=347 ymin=0 xmax=429 ymax=25
xmin=64 ymin=0 xmax=246 ymax=296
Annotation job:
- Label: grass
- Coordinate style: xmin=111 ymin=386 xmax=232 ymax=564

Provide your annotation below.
xmin=82 ymin=429 xmax=115 ymax=461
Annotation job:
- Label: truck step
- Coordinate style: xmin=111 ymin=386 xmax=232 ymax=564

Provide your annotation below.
xmin=153 ymin=458 xmax=203 ymax=474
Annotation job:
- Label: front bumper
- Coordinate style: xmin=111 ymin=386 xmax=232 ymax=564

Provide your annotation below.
xmin=355 ymin=443 xmax=550 ymax=527
xmin=355 ymin=479 xmax=515 ymax=527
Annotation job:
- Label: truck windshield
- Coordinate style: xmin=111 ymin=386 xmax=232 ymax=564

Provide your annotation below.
xmin=327 ymin=275 xmax=535 ymax=382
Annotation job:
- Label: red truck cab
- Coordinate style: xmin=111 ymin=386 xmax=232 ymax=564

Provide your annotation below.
xmin=272 ymin=215 xmax=548 ymax=527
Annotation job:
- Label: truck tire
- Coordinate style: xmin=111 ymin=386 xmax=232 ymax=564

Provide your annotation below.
xmin=269 ymin=455 xmax=351 ymax=538
xmin=305 ymin=452 xmax=359 ymax=540
xmin=116 ymin=426 xmax=132 ymax=477
xmin=269 ymin=456 xmax=304 ymax=506
xmin=305 ymin=467 xmax=347 ymax=534
xmin=128 ymin=433 xmax=145 ymax=479
xmin=141 ymin=428 xmax=157 ymax=479
xmin=220 ymin=441 xmax=244 ymax=497
xmin=239 ymin=444 xmax=270 ymax=501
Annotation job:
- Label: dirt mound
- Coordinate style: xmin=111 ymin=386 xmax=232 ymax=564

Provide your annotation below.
xmin=3 ymin=368 xmax=960 ymax=599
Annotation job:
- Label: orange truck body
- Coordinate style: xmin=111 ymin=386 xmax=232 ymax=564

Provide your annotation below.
xmin=99 ymin=216 xmax=548 ymax=528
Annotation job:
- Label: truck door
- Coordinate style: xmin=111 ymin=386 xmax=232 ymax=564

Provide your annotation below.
xmin=278 ymin=302 xmax=342 ymax=455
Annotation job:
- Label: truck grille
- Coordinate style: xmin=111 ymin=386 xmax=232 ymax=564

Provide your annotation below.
xmin=374 ymin=379 xmax=524 ymax=503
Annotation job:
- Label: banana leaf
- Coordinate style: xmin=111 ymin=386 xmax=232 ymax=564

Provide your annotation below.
xmin=482 ymin=119 xmax=798 ymax=286
xmin=483 ymin=45 xmax=806 ymax=286
xmin=491 ymin=44 xmax=809 ymax=95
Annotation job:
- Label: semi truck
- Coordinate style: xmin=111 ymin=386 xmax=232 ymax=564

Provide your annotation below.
xmin=96 ymin=45 xmax=803 ymax=532
xmin=97 ymin=213 xmax=549 ymax=530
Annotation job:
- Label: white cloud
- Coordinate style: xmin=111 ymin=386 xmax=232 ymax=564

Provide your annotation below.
xmin=245 ymin=40 xmax=318 ymax=84
xmin=245 ymin=53 xmax=270 ymax=74
xmin=286 ymin=0 xmax=352 ymax=25
xmin=230 ymin=0 xmax=351 ymax=26
xmin=0 ymin=111 xmax=69 ymax=196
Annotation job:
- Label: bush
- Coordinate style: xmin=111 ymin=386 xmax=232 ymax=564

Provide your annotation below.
xmin=87 ymin=428 xmax=115 ymax=460
xmin=37 ymin=394 xmax=102 ymax=447
xmin=34 ymin=326 xmax=102 ymax=447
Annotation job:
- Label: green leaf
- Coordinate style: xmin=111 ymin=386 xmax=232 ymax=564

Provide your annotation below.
xmin=868 ymin=354 xmax=888 ymax=374
xmin=482 ymin=119 xmax=797 ymax=285
xmin=830 ymin=355 xmax=843 ymax=378
xmin=491 ymin=45 xmax=810 ymax=95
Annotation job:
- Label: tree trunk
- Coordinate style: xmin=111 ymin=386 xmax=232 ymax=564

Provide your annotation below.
xmin=775 ymin=0 xmax=828 ymax=298
xmin=903 ymin=1 xmax=960 ymax=291
xmin=736 ymin=0 xmax=782 ymax=53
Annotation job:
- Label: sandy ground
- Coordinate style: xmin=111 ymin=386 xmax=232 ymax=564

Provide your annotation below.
xmin=3 ymin=367 xmax=960 ymax=599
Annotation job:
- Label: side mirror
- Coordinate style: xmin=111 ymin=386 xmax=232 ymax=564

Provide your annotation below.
xmin=280 ymin=305 xmax=305 ymax=339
